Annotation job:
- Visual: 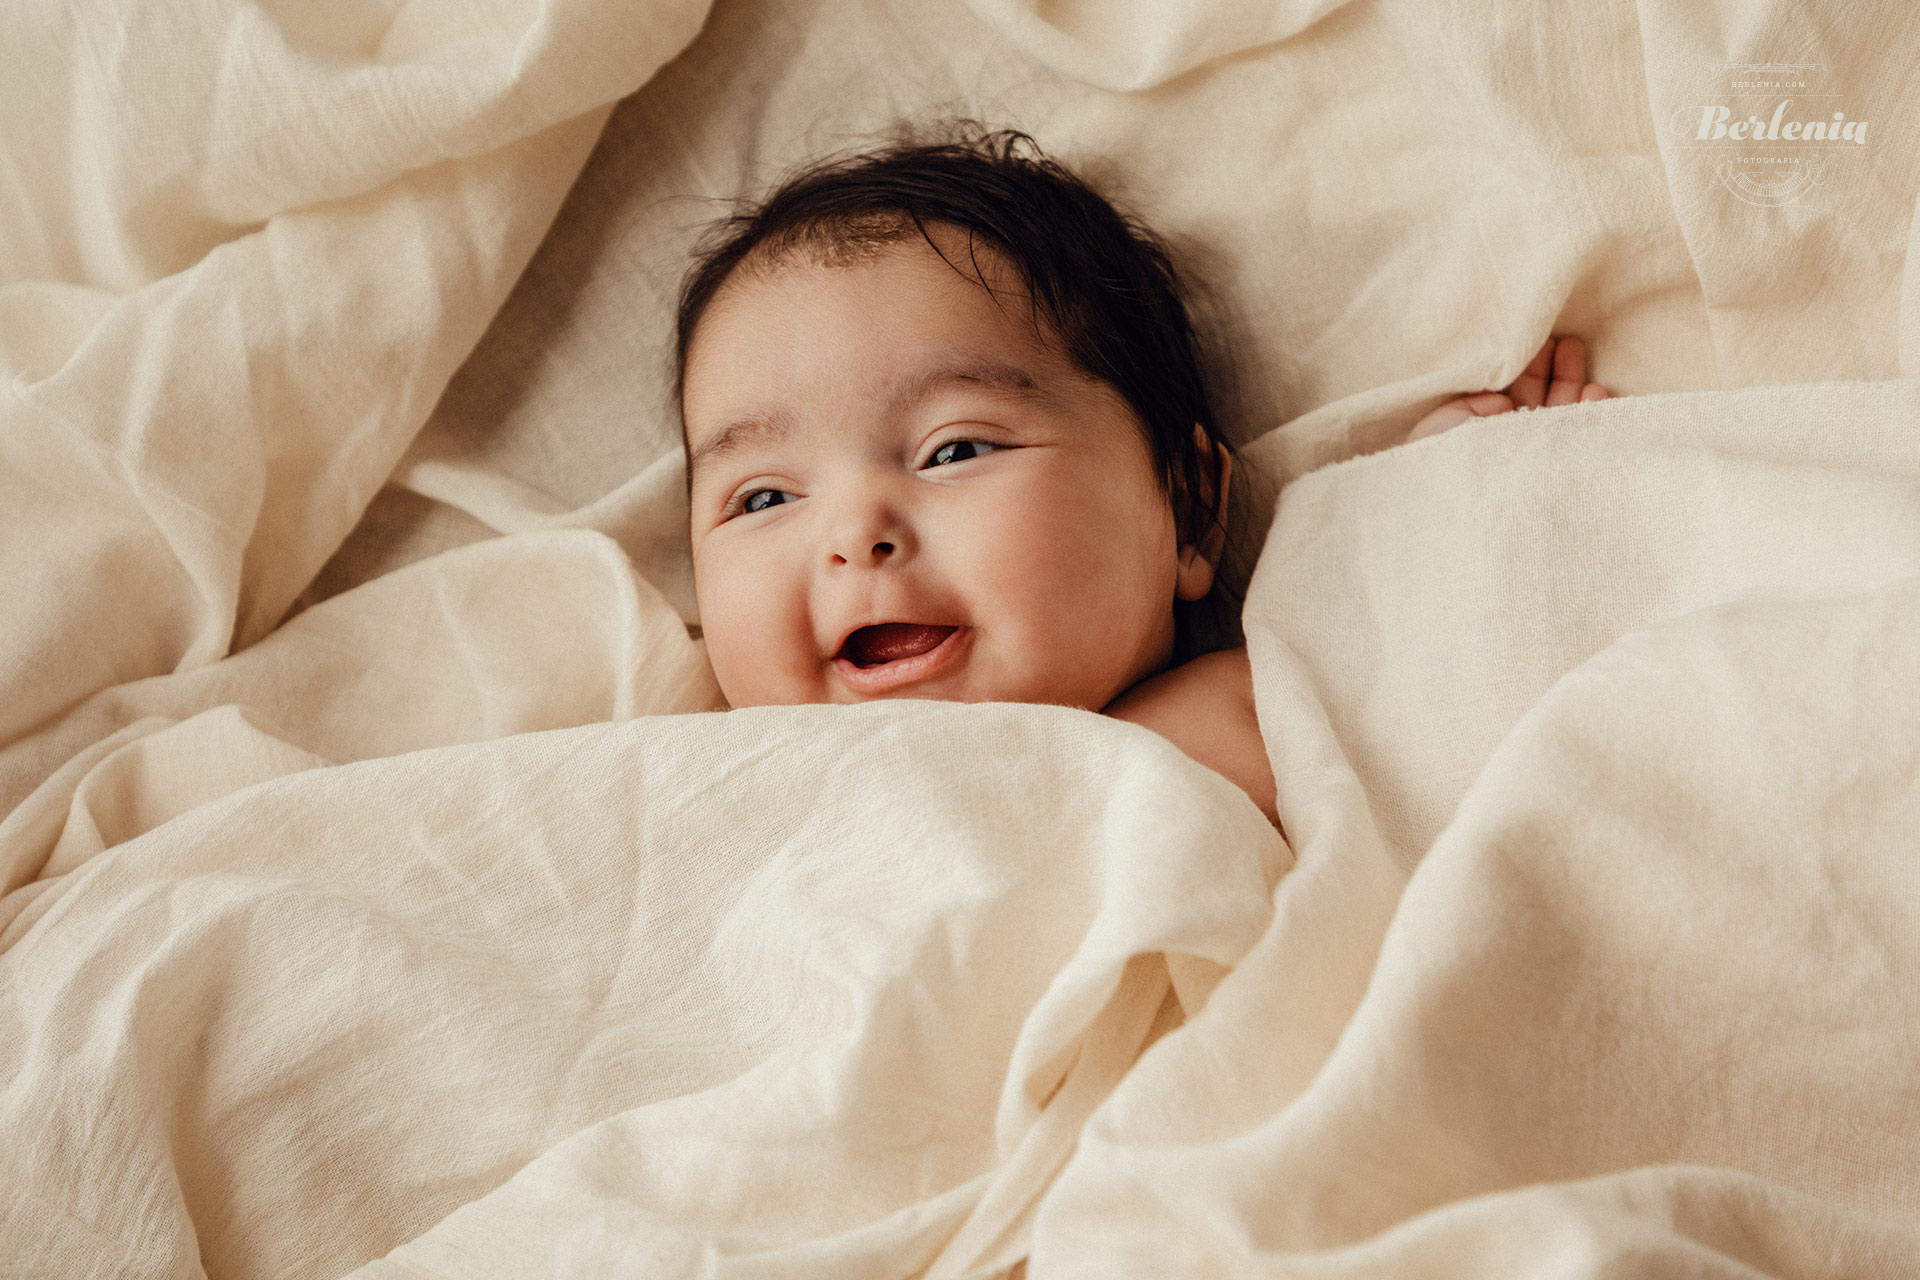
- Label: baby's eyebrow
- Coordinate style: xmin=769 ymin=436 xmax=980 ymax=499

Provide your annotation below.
xmin=688 ymin=408 xmax=796 ymax=479
xmin=687 ymin=357 xmax=1054 ymax=481
xmin=886 ymin=357 xmax=1052 ymax=415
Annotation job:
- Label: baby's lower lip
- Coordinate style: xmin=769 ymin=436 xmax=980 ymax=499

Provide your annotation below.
xmin=833 ymin=626 xmax=971 ymax=695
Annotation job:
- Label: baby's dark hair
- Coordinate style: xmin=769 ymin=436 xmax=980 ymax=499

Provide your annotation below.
xmin=673 ymin=124 xmax=1230 ymax=556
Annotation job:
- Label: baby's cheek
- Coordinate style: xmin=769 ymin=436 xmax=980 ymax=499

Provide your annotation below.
xmin=696 ymin=562 xmax=805 ymax=708
xmin=977 ymin=497 xmax=1082 ymax=601
xmin=984 ymin=489 xmax=1170 ymax=679
xmin=1032 ymin=483 xmax=1174 ymax=605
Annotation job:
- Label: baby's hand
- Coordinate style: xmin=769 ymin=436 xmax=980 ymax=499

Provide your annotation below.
xmin=1406 ymin=335 xmax=1610 ymax=442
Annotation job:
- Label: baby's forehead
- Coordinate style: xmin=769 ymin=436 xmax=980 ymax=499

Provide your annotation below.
xmin=727 ymin=226 xmax=1041 ymax=326
xmin=687 ymin=235 xmax=1072 ymax=397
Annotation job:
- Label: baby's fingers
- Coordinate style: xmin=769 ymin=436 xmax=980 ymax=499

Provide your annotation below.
xmin=1460 ymin=391 xmax=1515 ymax=416
xmin=1406 ymin=402 xmax=1471 ymax=441
xmin=1406 ymin=391 xmax=1514 ymax=442
xmin=1507 ymin=339 xmax=1556 ymax=409
xmin=1545 ymin=337 xmax=1588 ymax=407
xmin=1580 ymin=384 xmax=1610 ymax=402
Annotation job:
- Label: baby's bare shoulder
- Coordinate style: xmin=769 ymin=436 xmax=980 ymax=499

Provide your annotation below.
xmin=1113 ymin=646 xmax=1252 ymax=716
xmin=1105 ymin=647 xmax=1276 ymax=826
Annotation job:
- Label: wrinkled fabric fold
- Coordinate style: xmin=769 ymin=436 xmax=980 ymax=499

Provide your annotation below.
xmin=0 ymin=0 xmax=714 ymax=744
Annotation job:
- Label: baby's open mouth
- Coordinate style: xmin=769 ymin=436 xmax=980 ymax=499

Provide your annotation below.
xmin=838 ymin=623 xmax=959 ymax=668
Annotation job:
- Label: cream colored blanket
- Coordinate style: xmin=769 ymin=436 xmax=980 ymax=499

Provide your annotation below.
xmin=5 ymin=0 xmax=1920 ymax=1276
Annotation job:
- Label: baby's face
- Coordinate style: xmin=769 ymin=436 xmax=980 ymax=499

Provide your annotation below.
xmin=684 ymin=232 xmax=1198 ymax=709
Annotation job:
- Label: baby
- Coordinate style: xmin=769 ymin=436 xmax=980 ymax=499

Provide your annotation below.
xmin=674 ymin=129 xmax=1607 ymax=828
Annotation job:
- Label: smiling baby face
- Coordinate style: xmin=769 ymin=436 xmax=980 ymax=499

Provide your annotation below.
xmin=683 ymin=229 xmax=1216 ymax=709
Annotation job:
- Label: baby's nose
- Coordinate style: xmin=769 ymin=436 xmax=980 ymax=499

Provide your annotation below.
xmin=830 ymin=536 xmax=897 ymax=567
xmin=826 ymin=496 xmax=911 ymax=567
xmin=823 ymin=472 xmax=915 ymax=568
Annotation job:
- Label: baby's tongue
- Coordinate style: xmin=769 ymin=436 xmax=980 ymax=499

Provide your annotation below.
xmin=846 ymin=623 xmax=956 ymax=667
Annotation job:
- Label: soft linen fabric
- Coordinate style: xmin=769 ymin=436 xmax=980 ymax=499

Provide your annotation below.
xmin=1032 ymin=379 xmax=1920 ymax=1277
xmin=0 ymin=0 xmax=714 ymax=744
xmin=0 ymin=529 xmax=721 ymax=916
xmin=2 ymin=703 xmax=1282 ymax=1278
xmin=5 ymin=0 xmax=1920 ymax=1277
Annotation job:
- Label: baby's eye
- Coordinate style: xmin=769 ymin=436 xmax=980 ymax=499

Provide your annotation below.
xmin=927 ymin=440 xmax=998 ymax=467
xmin=740 ymin=488 xmax=796 ymax=515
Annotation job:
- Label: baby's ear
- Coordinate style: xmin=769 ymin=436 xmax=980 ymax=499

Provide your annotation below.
xmin=1175 ymin=423 xmax=1231 ymax=602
